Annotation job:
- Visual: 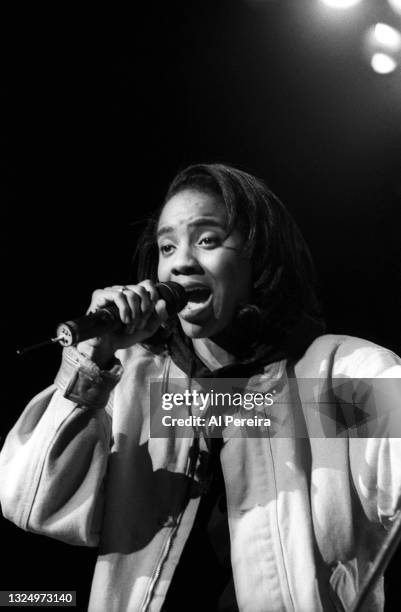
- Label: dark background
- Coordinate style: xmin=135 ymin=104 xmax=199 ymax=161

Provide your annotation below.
xmin=1 ymin=1 xmax=401 ymax=610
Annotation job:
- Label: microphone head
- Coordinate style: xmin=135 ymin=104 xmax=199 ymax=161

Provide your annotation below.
xmin=156 ymin=281 xmax=188 ymax=316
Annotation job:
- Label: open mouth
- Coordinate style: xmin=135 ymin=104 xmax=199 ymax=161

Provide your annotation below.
xmin=180 ymin=285 xmax=213 ymax=319
xmin=185 ymin=286 xmax=212 ymax=304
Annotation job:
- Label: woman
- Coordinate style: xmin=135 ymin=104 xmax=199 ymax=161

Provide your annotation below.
xmin=1 ymin=163 xmax=401 ymax=611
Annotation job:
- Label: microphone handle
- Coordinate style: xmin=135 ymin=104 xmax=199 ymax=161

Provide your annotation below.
xmin=56 ymin=305 xmax=123 ymax=347
xmin=55 ymin=281 xmax=188 ymax=347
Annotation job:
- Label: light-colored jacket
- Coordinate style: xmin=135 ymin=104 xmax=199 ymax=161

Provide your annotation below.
xmin=1 ymin=334 xmax=401 ymax=612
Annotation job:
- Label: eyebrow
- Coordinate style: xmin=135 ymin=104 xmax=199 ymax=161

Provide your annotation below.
xmin=156 ymin=217 xmax=226 ymax=239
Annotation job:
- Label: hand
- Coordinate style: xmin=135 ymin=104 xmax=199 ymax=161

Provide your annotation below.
xmin=77 ymin=280 xmax=169 ymax=366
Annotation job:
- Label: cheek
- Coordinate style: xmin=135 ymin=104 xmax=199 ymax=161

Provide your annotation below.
xmin=156 ymin=259 xmax=166 ymax=281
xmin=213 ymin=260 xmax=251 ymax=310
xmin=221 ymin=264 xmax=239 ymax=286
xmin=219 ymin=258 xmax=251 ymax=292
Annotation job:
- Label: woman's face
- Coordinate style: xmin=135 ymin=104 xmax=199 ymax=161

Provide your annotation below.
xmin=157 ymin=189 xmax=252 ymax=338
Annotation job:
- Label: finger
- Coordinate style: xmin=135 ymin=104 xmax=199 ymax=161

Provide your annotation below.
xmin=155 ymin=299 xmax=169 ymax=323
xmin=144 ymin=300 xmax=169 ymax=336
xmin=122 ymin=290 xmax=142 ymax=326
xmin=127 ymin=285 xmax=152 ymax=314
xmin=136 ymin=280 xmax=159 ymax=304
xmin=88 ymin=288 xmax=117 ymax=313
xmin=122 ymin=288 xmax=155 ymax=332
xmin=90 ymin=287 xmax=132 ymax=324
xmin=109 ymin=285 xmax=146 ymax=324
xmin=112 ymin=290 xmax=133 ymax=325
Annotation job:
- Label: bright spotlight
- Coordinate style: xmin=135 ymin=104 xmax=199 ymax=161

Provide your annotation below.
xmin=374 ymin=23 xmax=401 ymax=52
xmin=320 ymin=0 xmax=364 ymax=8
xmin=364 ymin=23 xmax=401 ymax=73
xmin=388 ymin=0 xmax=401 ymax=16
xmin=371 ymin=52 xmax=398 ymax=73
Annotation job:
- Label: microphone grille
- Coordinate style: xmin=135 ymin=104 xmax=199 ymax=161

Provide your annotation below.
xmin=156 ymin=282 xmax=188 ymax=315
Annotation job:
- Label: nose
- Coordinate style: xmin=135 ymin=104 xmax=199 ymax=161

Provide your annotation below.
xmin=170 ymin=244 xmax=203 ymax=276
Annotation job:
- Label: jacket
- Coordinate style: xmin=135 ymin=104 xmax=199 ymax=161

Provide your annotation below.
xmin=1 ymin=334 xmax=401 ymax=612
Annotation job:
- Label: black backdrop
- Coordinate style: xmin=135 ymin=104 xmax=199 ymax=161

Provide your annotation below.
xmin=2 ymin=1 xmax=401 ymax=610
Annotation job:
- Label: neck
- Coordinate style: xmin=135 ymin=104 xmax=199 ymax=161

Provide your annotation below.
xmin=191 ymin=337 xmax=236 ymax=370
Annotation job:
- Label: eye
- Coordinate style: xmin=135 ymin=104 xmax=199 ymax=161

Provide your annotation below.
xmin=159 ymin=243 xmax=175 ymax=256
xmin=198 ymin=234 xmax=221 ymax=248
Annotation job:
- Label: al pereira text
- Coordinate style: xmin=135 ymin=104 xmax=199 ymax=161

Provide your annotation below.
xmin=161 ymin=415 xmax=272 ymax=428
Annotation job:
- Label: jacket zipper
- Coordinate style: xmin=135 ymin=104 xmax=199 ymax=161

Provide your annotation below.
xmin=141 ymin=441 xmax=199 ymax=611
xmin=141 ymin=356 xmax=200 ymax=611
xmin=141 ymin=516 xmax=184 ymax=611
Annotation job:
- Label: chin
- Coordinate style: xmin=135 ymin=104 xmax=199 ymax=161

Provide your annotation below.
xmin=178 ymin=317 xmax=221 ymax=339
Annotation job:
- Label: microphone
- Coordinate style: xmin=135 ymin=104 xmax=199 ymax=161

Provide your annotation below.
xmin=55 ymin=281 xmax=188 ymax=347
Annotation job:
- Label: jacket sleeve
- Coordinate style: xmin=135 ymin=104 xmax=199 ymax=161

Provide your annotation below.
xmin=344 ymin=343 xmax=401 ymax=527
xmin=0 ymin=347 xmax=123 ymax=547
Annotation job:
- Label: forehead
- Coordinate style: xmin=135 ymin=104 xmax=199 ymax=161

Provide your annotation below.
xmin=157 ymin=189 xmax=227 ymax=231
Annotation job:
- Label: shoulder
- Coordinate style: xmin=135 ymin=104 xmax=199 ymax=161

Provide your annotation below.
xmin=295 ymin=334 xmax=401 ymax=378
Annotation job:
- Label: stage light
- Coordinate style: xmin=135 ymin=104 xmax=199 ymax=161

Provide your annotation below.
xmin=388 ymin=0 xmax=401 ymax=16
xmin=374 ymin=23 xmax=401 ymax=52
xmin=371 ymin=52 xmax=398 ymax=73
xmin=319 ymin=0 xmax=364 ymax=9
xmin=364 ymin=23 xmax=401 ymax=73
